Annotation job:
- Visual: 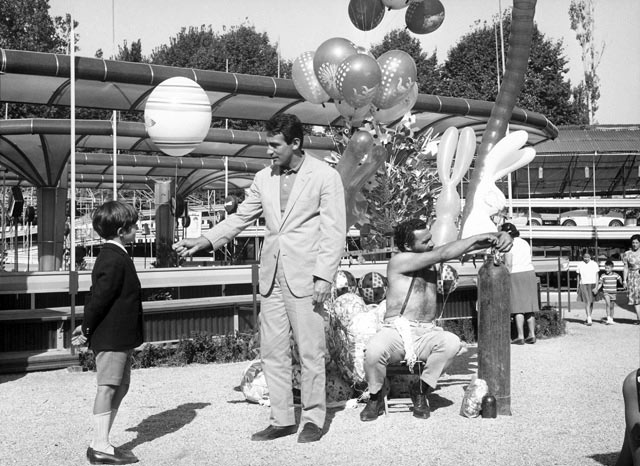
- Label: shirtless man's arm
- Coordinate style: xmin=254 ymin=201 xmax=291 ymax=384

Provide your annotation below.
xmin=389 ymin=231 xmax=513 ymax=276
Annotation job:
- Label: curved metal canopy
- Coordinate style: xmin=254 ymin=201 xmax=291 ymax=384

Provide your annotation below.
xmin=0 ymin=48 xmax=559 ymax=194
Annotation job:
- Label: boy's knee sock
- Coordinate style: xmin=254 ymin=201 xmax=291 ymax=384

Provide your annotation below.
xmin=91 ymin=411 xmax=114 ymax=453
xmin=109 ymin=408 xmax=118 ymax=433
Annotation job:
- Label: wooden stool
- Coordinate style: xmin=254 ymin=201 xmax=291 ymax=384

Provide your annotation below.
xmin=383 ymin=360 xmax=425 ymax=415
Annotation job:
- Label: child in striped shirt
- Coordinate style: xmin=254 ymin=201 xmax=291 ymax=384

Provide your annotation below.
xmin=593 ymin=260 xmax=624 ymax=325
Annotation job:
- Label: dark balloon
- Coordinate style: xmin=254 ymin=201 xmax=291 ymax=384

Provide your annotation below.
xmin=348 ymin=0 xmax=386 ymax=31
xmin=405 ymin=0 xmax=445 ymax=34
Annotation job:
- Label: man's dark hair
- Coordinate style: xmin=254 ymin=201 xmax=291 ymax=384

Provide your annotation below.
xmin=265 ymin=113 xmax=305 ymax=148
xmin=394 ymin=218 xmax=427 ymax=252
xmin=92 ymin=201 xmax=139 ymax=240
xmin=500 ymin=222 xmax=520 ymax=238
xmin=631 ymin=234 xmax=640 ymax=243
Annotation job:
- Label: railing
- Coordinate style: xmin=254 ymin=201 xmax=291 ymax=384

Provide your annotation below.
xmin=0 ymin=256 xmax=575 ymax=373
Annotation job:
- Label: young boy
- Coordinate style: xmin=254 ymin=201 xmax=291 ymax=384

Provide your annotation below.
xmin=593 ymin=259 xmax=623 ymax=325
xmin=72 ymin=201 xmax=143 ymax=465
xmin=576 ymin=249 xmax=600 ymax=326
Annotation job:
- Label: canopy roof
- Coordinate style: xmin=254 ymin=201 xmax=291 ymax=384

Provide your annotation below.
xmin=0 ymin=48 xmax=560 ymax=195
xmin=508 ymin=125 xmax=640 ymax=199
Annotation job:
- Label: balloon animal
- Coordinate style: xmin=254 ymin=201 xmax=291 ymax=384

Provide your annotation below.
xmin=335 ymin=130 xmax=387 ymax=228
xmin=459 ymin=130 xmax=535 ymax=239
xmin=429 ymin=126 xmax=475 ymax=247
xmin=460 ymin=0 xmax=537 ymax=235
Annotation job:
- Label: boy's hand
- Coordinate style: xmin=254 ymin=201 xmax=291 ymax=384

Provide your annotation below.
xmin=71 ymin=325 xmax=87 ymax=346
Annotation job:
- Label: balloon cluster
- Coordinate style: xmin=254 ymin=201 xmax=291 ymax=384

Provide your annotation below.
xmin=347 ymin=0 xmax=445 ymax=35
xmin=292 ymin=37 xmax=419 ymax=128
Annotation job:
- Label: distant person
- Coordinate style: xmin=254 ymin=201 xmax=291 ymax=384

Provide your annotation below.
xmin=615 ymin=368 xmax=640 ymax=466
xmin=623 ymin=234 xmax=640 ymax=324
xmin=360 ymin=218 xmax=513 ymax=421
xmin=500 ymin=223 xmax=538 ymax=344
xmin=576 ymin=249 xmax=600 ymax=326
xmin=592 ymin=259 xmax=623 ymax=325
xmin=173 ymin=113 xmax=346 ymax=443
xmin=71 ymin=201 xmax=143 ymax=465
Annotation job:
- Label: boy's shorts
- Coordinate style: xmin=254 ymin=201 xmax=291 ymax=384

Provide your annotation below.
xmin=95 ymin=350 xmax=133 ymax=386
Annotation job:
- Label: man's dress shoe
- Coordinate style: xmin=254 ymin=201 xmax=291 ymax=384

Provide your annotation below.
xmin=297 ymin=422 xmax=323 ymax=443
xmin=250 ymin=424 xmax=297 ymax=441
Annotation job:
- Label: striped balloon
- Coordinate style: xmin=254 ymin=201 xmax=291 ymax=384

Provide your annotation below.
xmin=144 ymin=77 xmax=212 ymax=156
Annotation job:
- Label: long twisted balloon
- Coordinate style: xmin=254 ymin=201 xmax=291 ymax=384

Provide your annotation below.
xmin=460 ymin=0 xmax=537 ymax=233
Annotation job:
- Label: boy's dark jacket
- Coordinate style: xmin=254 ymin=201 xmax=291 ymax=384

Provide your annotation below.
xmin=82 ymin=243 xmax=144 ymax=351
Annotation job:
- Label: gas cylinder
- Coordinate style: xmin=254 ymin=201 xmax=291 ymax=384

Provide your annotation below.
xmin=481 ymin=394 xmax=497 ymax=418
xmin=477 ymin=252 xmax=512 ymax=416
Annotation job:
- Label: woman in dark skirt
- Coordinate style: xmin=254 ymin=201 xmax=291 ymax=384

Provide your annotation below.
xmin=501 ymin=223 xmax=538 ymax=344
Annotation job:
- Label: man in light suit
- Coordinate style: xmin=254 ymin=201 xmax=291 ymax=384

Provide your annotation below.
xmin=173 ymin=113 xmax=346 ymax=443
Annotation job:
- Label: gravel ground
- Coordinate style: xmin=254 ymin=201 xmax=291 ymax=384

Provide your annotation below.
xmin=2 ymin=318 xmax=639 ymax=466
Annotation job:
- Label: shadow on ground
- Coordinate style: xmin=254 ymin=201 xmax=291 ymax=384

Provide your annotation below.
xmin=0 ymin=373 xmax=27 ymax=384
xmin=119 ymin=402 xmax=210 ymax=452
xmin=589 ymin=451 xmax=621 ymax=466
xmin=444 ymin=345 xmax=478 ymax=379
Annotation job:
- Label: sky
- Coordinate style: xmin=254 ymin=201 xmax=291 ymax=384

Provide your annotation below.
xmin=48 ymin=0 xmax=640 ymax=125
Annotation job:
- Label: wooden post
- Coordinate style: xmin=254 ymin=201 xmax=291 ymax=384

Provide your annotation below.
xmin=477 ymin=253 xmax=512 ymax=415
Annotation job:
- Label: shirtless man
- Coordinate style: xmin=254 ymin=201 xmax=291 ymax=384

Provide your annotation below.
xmin=360 ymin=218 xmax=513 ymax=421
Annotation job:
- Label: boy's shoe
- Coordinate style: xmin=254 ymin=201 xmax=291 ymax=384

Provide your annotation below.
xmin=86 ymin=447 xmax=138 ymax=465
xmin=606 ymin=317 xmax=614 ymax=325
xmin=586 ymin=317 xmax=593 ymax=326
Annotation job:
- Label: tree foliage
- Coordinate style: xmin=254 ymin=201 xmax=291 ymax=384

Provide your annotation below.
xmin=569 ymin=0 xmax=603 ymax=124
xmin=437 ymin=14 xmax=589 ymax=126
xmin=150 ymin=24 xmax=290 ymax=77
xmin=0 ymin=0 xmax=70 ymax=52
xmin=0 ymin=0 xmax=76 ymax=119
xmin=150 ymin=23 xmax=291 ymax=130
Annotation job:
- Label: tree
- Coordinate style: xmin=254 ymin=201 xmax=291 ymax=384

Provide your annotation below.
xmin=150 ymin=24 xmax=290 ymax=77
xmin=368 ymin=29 xmax=440 ymax=94
xmin=0 ymin=0 xmax=70 ymax=53
xmin=0 ymin=0 xmax=76 ymax=119
xmin=150 ymin=23 xmax=291 ymax=130
xmin=437 ymin=13 xmax=589 ymax=126
xmin=569 ymin=0 xmax=604 ymax=124
xmin=96 ymin=39 xmax=145 ymax=62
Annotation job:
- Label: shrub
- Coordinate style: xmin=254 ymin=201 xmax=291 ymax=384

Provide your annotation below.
xmin=78 ymin=349 xmax=96 ymax=371
xmin=77 ymin=331 xmax=259 ymax=372
xmin=535 ymin=305 xmax=566 ymax=338
xmin=132 ymin=343 xmax=173 ymax=368
xmin=441 ymin=318 xmax=477 ymax=343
